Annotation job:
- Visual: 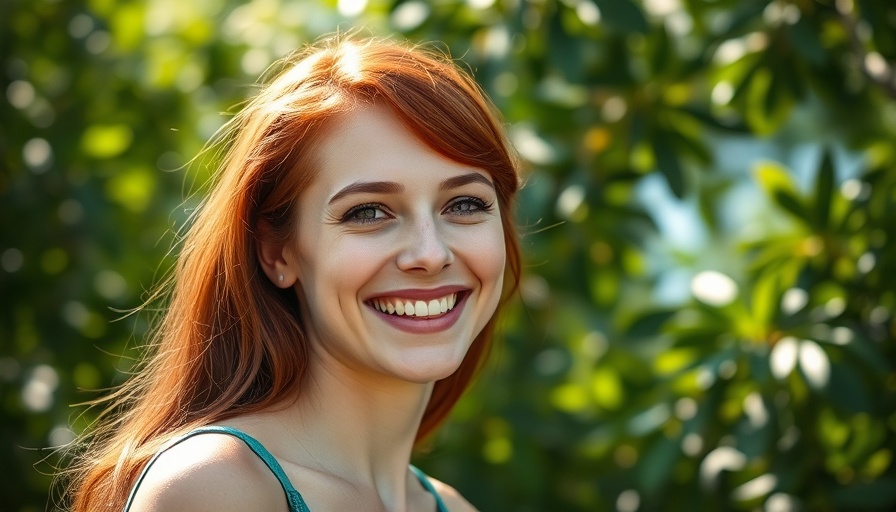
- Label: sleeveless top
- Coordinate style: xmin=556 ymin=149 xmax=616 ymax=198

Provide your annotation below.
xmin=122 ymin=425 xmax=449 ymax=512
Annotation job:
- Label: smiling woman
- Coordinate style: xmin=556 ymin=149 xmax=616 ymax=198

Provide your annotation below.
xmin=268 ymin=104 xmax=507 ymax=383
xmin=62 ymin=35 xmax=522 ymax=512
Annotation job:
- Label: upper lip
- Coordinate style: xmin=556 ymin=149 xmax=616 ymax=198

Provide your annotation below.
xmin=365 ymin=285 xmax=469 ymax=302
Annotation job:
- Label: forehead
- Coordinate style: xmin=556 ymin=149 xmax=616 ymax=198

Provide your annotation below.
xmin=307 ymin=104 xmax=492 ymax=196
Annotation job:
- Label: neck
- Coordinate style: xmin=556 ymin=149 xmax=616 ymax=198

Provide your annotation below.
xmin=271 ymin=355 xmax=434 ymax=508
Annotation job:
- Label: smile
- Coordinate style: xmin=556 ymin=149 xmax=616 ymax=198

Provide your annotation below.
xmin=370 ymin=293 xmax=458 ymax=318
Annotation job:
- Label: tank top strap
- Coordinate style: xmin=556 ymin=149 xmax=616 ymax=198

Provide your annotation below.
xmin=123 ymin=425 xmax=310 ymax=512
xmin=409 ymin=464 xmax=449 ymax=512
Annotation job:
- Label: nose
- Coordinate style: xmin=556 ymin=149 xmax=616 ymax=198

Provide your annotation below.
xmin=396 ymin=215 xmax=454 ymax=274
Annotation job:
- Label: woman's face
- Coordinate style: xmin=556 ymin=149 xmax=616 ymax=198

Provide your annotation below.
xmin=284 ymin=104 xmax=506 ymax=384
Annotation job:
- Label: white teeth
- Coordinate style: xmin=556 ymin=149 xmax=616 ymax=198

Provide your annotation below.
xmin=371 ymin=293 xmax=459 ymax=318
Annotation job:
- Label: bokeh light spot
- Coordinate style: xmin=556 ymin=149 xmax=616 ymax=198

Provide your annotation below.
xmin=2 ymin=248 xmax=24 ymax=273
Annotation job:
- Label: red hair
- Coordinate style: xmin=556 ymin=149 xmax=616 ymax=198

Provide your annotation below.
xmin=65 ymin=35 xmax=521 ymax=511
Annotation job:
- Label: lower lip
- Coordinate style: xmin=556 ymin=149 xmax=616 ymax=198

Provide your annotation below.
xmin=368 ymin=294 xmax=467 ymax=334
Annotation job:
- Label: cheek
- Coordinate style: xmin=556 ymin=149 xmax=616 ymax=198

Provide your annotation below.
xmin=298 ymin=235 xmax=390 ymax=303
xmin=463 ymin=223 xmax=507 ymax=297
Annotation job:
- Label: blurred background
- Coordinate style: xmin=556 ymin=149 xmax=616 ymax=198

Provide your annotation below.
xmin=2 ymin=0 xmax=895 ymax=510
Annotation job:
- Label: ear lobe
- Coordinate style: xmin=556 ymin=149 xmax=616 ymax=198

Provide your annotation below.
xmin=256 ymin=221 xmax=298 ymax=288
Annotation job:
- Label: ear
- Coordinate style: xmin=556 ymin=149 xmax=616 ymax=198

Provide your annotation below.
xmin=256 ymin=221 xmax=299 ymax=288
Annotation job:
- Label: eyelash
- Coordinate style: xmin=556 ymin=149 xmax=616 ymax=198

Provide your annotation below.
xmin=341 ymin=203 xmax=389 ymax=224
xmin=445 ymin=196 xmax=493 ymax=216
xmin=339 ymin=196 xmax=493 ymax=225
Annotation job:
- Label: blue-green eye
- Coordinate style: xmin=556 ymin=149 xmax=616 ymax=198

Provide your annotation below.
xmin=445 ymin=196 xmax=492 ymax=215
xmin=341 ymin=203 xmax=390 ymax=224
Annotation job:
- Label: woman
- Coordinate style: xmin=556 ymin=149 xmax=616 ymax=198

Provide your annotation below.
xmin=65 ymin=35 xmax=521 ymax=511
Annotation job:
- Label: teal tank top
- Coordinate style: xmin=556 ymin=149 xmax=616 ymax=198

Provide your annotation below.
xmin=122 ymin=425 xmax=449 ymax=512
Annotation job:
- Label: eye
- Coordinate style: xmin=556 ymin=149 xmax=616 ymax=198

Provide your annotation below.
xmin=341 ymin=203 xmax=391 ymax=224
xmin=444 ymin=196 xmax=493 ymax=216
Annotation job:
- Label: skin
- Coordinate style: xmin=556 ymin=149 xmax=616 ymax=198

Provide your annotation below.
xmin=127 ymin=104 xmax=505 ymax=511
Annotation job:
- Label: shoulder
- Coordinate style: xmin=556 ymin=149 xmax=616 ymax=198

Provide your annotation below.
xmin=426 ymin=476 xmax=479 ymax=512
xmin=126 ymin=431 xmax=285 ymax=512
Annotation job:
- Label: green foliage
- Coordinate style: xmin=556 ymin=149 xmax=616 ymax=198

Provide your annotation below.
xmin=2 ymin=0 xmax=895 ymax=510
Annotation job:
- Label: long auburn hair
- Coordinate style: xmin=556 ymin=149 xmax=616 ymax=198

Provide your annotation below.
xmin=65 ymin=35 xmax=521 ymax=511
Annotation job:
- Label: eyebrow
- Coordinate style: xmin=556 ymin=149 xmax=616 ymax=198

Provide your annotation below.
xmin=328 ymin=172 xmax=495 ymax=204
xmin=328 ymin=181 xmax=403 ymax=204
xmin=438 ymin=172 xmax=495 ymax=192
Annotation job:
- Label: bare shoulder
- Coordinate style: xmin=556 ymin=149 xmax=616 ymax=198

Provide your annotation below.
xmin=127 ymin=431 xmax=285 ymax=512
xmin=426 ymin=476 xmax=479 ymax=512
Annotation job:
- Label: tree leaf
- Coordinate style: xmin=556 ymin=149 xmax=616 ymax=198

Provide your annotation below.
xmin=826 ymin=364 xmax=872 ymax=413
xmin=548 ymin=10 xmax=584 ymax=82
xmin=653 ymin=133 xmax=686 ymax=198
xmin=624 ymin=309 xmax=677 ymax=338
xmin=787 ymin=17 xmax=827 ymax=66
xmin=773 ymin=189 xmax=812 ymax=224
xmin=831 ymin=476 xmax=896 ymax=508
xmin=813 ymin=148 xmax=835 ymax=230
xmin=750 ymin=271 xmax=779 ymax=330
xmin=593 ymin=0 xmax=649 ymax=34
xmin=638 ymin=434 xmax=682 ymax=493
xmin=753 ymin=162 xmax=811 ymax=224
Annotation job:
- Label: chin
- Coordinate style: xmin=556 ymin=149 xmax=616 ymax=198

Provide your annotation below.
xmin=392 ymin=351 xmax=467 ymax=384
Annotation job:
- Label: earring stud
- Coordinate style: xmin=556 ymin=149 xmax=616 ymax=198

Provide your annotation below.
xmin=278 ymin=275 xmax=284 ymax=282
